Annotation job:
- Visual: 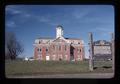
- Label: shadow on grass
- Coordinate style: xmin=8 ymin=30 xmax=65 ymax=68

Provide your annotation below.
xmin=93 ymin=67 xmax=97 ymax=69
xmin=102 ymin=66 xmax=112 ymax=69
xmin=93 ymin=66 xmax=112 ymax=70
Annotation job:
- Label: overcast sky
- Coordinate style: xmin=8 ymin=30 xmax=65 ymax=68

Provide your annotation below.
xmin=5 ymin=5 xmax=114 ymax=58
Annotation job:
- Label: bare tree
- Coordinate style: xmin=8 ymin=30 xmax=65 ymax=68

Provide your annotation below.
xmin=5 ymin=32 xmax=24 ymax=60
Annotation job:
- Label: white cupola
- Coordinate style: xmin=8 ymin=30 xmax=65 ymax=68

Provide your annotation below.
xmin=56 ymin=25 xmax=63 ymax=38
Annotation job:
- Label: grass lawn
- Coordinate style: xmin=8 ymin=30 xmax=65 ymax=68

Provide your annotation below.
xmin=5 ymin=60 xmax=113 ymax=77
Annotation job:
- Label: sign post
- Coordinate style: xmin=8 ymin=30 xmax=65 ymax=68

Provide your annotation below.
xmin=111 ymin=33 xmax=114 ymax=72
xmin=88 ymin=32 xmax=94 ymax=71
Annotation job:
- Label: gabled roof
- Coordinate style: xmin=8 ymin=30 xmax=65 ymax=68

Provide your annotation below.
xmin=53 ymin=37 xmax=67 ymax=42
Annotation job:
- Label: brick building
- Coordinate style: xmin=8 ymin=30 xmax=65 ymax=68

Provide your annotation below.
xmin=33 ymin=25 xmax=85 ymax=61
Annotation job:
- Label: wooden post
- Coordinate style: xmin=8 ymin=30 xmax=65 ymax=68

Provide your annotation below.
xmin=88 ymin=32 xmax=94 ymax=71
xmin=111 ymin=33 xmax=114 ymax=72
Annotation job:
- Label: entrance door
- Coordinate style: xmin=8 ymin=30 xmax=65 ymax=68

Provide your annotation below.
xmin=70 ymin=45 xmax=74 ymax=60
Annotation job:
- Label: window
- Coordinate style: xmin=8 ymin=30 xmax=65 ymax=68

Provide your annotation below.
xmin=46 ymin=47 xmax=49 ymax=53
xmin=78 ymin=42 xmax=80 ymax=44
xmin=53 ymin=55 xmax=56 ymax=60
xmin=80 ymin=49 xmax=81 ymax=52
xmin=46 ymin=48 xmax=48 ymax=52
xmin=55 ymin=45 xmax=57 ymax=51
xmin=38 ymin=54 xmax=42 ymax=60
xmin=39 ymin=41 xmax=41 ymax=44
xmin=78 ymin=48 xmax=81 ymax=53
xmin=65 ymin=55 xmax=67 ymax=60
xmin=65 ymin=45 xmax=67 ymax=51
xmin=59 ymin=45 xmax=61 ymax=51
xmin=37 ymin=48 xmax=39 ymax=51
xmin=39 ymin=48 xmax=41 ymax=51
xmin=77 ymin=49 xmax=79 ymax=53
xmin=53 ymin=45 xmax=55 ymax=50
xmin=38 ymin=48 xmax=42 ymax=53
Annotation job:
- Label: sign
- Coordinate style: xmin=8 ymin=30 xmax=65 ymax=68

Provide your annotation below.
xmin=94 ymin=45 xmax=111 ymax=55
xmin=46 ymin=56 xmax=50 ymax=60
xmin=93 ymin=40 xmax=112 ymax=60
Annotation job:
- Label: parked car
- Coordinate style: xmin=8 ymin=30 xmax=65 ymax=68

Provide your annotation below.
xmin=24 ymin=57 xmax=29 ymax=61
xmin=28 ymin=58 xmax=35 ymax=61
xmin=28 ymin=57 xmax=34 ymax=61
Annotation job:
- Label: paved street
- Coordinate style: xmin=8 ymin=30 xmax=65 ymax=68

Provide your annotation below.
xmin=6 ymin=73 xmax=114 ymax=78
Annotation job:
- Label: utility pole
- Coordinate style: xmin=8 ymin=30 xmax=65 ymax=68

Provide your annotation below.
xmin=111 ymin=33 xmax=114 ymax=72
xmin=88 ymin=32 xmax=94 ymax=71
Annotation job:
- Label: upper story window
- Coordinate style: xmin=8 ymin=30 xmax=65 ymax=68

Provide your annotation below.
xmin=53 ymin=45 xmax=55 ymax=50
xmin=80 ymin=49 xmax=81 ymax=52
xmin=46 ymin=49 xmax=48 ymax=52
xmin=38 ymin=48 xmax=42 ymax=53
xmin=39 ymin=48 xmax=41 ymax=52
xmin=46 ymin=47 xmax=49 ymax=53
xmin=37 ymin=48 xmax=39 ymax=51
xmin=39 ymin=41 xmax=41 ymax=44
xmin=65 ymin=45 xmax=67 ymax=51
xmin=78 ymin=48 xmax=81 ymax=53
xmin=59 ymin=45 xmax=61 ymax=51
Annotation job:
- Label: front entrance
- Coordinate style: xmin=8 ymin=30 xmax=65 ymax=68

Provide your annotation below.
xmin=70 ymin=45 xmax=74 ymax=60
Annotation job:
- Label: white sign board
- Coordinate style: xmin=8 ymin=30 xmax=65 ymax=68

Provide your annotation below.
xmin=94 ymin=46 xmax=111 ymax=55
xmin=46 ymin=56 xmax=50 ymax=60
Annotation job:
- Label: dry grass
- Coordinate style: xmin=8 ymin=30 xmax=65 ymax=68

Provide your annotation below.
xmin=5 ymin=60 xmax=113 ymax=76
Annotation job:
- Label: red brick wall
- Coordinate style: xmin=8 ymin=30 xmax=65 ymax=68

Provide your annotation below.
xmin=34 ymin=43 xmax=83 ymax=61
xmin=34 ymin=47 xmax=38 ymax=59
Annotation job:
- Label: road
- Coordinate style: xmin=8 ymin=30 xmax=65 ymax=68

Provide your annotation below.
xmin=6 ymin=73 xmax=114 ymax=78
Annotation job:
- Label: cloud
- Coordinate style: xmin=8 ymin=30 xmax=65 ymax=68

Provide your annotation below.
xmin=72 ymin=9 xmax=90 ymax=19
xmin=6 ymin=21 xmax=16 ymax=27
xmin=39 ymin=16 xmax=50 ymax=23
xmin=6 ymin=5 xmax=32 ymax=19
xmin=6 ymin=6 xmax=81 ymax=27
xmin=37 ymin=15 xmax=59 ymax=26
xmin=24 ymin=14 xmax=31 ymax=18
xmin=47 ymin=22 xmax=57 ymax=26
xmin=6 ymin=6 xmax=55 ymax=26
xmin=6 ymin=5 xmax=34 ymax=26
xmin=6 ymin=6 xmax=22 ymax=15
xmin=94 ymin=26 xmax=114 ymax=33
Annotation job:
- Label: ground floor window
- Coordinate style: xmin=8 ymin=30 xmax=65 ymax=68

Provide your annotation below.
xmin=38 ymin=54 xmax=42 ymax=60
xmin=65 ymin=55 xmax=67 ymax=60
xmin=59 ymin=55 xmax=62 ymax=61
xmin=77 ymin=55 xmax=81 ymax=60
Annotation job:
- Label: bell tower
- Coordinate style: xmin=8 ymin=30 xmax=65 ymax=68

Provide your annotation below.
xmin=56 ymin=25 xmax=63 ymax=38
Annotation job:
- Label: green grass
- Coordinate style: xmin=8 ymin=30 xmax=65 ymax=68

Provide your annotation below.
xmin=5 ymin=60 xmax=113 ymax=76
